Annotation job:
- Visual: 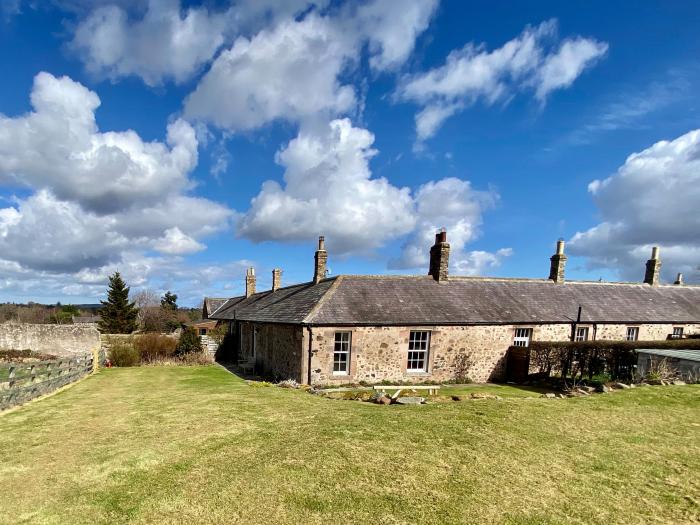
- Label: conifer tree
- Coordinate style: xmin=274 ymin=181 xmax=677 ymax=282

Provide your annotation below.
xmin=98 ymin=272 xmax=138 ymax=334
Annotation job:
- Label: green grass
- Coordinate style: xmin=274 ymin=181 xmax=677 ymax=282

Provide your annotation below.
xmin=1 ymin=366 xmax=698 ymax=524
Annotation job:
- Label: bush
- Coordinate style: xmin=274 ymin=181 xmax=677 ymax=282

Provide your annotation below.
xmin=134 ymin=333 xmax=177 ymax=363
xmin=178 ymin=351 xmax=213 ymax=365
xmin=175 ymin=326 xmax=202 ymax=355
xmin=109 ymin=341 xmax=140 ymax=367
xmin=514 ymin=338 xmax=700 ymax=384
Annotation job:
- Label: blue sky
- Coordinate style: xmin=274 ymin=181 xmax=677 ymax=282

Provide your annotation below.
xmin=0 ymin=0 xmax=698 ymax=306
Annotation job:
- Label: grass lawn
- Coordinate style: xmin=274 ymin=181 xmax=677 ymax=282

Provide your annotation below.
xmin=1 ymin=366 xmax=698 ymax=524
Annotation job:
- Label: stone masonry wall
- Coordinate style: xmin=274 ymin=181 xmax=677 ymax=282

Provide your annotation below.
xmin=239 ymin=321 xmax=304 ymax=381
xmin=308 ymin=322 xmax=700 ymax=386
xmin=0 ymin=323 xmax=100 ymax=357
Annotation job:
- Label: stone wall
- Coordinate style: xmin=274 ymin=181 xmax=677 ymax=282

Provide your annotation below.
xmin=0 ymin=323 xmax=100 ymax=357
xmin=307 ymin=322 xmax=700 ymax=386
xmin=239 ymin=321 xmax=304 ymax=381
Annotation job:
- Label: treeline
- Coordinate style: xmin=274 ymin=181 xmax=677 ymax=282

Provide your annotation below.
xmin=1 ymin=272 xmax=201 ymax=329
xmin=0 ymin=303 xmax=95 ymax=324
xmin=99 ymin=272 xmax=200 ymax=334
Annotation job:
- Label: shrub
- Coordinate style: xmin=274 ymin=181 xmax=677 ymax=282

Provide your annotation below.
xmin=178 ymin=351 xmax=213 ymax=365
xmin=175 ymin=326 xmax=202 ymax=355
xmin=109 ymin=340 xmax=140 ymax=367
xmin=134 ymin=333 xmax=177 ymax=363
xmin=0 ymin=349 xmax=57 ymax=362
xmin=513 ymin=338 xmax=700 ymax=384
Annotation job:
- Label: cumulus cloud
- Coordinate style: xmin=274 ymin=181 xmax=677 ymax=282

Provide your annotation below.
xmin=185 ymin=14 xmax=357 ymax=132
xmin=569 ymin=129 xmax=700 ymax=283
xmin=349 ymin=0 xmax=438 ymax=71
xmin=0 ymin=72 xmax=232 ymax=274
xmin=398 ymin=19 xmax=607 ymax=144
xmin=153 ymin=227 xmax=205 ymax=255
xmin=238 ymin=121 xmax=506 ymax=273
xmin=69 ymin=0 xmax=329 ymax=86
xmin=389 ymin=177 xmax=511 ymax=274
xmin=184 ymin=0 xmax=438 ymax=131
xmin=71 ymin=0 xmax=228 ymax=86
xmin=237 ymin=118 xmax=416 ymax=253
xmin=0 ymin=72 xmax=198 ymax=214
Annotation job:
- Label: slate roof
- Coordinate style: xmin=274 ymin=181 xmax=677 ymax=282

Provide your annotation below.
xmin=208 ymin=275 xmax=700 ymax=326
xmin=203 ymin=297 xmax=228 ymax=318
xmin=210 ymin=279 xmax=337 ymax=323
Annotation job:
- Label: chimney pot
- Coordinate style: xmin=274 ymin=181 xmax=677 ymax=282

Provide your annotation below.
xmin=556 ymin=239 xmax=565 ymax=255
xmin=549 ymin=240 xmax=567 ymax=283
xmin=674 ymin=272 xmax=684 ymax=285
xmin=313 ymin=236 xmax=328 ymax=284
xmin=245 ymin=267 xmax=256 ymax=298
xmin=644 ymin=247 xmax=662 ymax=285
xmin=428 ymin=229 xmax=450 ymax=282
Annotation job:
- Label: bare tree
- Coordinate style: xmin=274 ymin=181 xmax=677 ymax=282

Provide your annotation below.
xmin=132 ymin=289 xmax=160 ymax=331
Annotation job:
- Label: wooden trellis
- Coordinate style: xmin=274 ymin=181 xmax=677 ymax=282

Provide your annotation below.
xmin=0 ymin=354 xmax=94 ymax=410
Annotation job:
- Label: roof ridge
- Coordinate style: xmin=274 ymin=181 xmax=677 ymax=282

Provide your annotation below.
xmin=303 ymin=275 xmax=345 ymax=324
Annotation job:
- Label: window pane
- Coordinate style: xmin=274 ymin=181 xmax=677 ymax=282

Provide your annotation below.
xmin=407 ymin=331 xmax=430 ymax=371
xmin=333 ymin=332 xmax=351 ymax=374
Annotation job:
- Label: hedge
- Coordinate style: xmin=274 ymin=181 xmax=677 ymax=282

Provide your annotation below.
xmin=513 ymin=339 xmax=700 ymax=383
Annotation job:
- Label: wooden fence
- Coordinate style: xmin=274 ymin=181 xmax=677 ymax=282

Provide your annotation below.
xmin=0 ymin=353 xmax=95 ymax=411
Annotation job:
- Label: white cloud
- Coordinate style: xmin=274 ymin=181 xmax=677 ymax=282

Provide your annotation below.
xmin=184 ymin=0 xmax=439 ymax=132
xmin=0 ymin=252 xmax=252 ymax=305
xmin=535 ymin=37 xmax=608 ymax=101
xmin=71 ymin=0 xmax=229 ymax=86
xmin=0 ymin=72 xmax=198 ymax=214
xmin=238 ymin=124 xmax=507 ymax=271
xmin=414 ymin=103 xmax=460 ymax=151
xmin=153 ymin=227 xmax=205 ymax=255
xmin=0 ymin=72 xmax=232 ymax=274
xmin=398 ymin=19 xmax=607 ymax=143
xmin=184 ymin=14 xmax=357 ymax=132
xmin=350 ymin=0 xmax=438 ymax=71
xmin=237 ymin=118 xmax=416 ymax=253
xmin=69 ymin=0 xmax=329 ymax=86
xmin=569 ymin=129 xmax=700 ymax=283
xmin=389 ymin=177 xmax=510 ymax=274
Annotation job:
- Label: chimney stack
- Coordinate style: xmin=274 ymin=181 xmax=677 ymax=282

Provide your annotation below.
xmin=548 ymin=239 xmax=567 ymax=283
xmin=428 ymin=228 xmax=450 ymax=282
xmin=272 ymin=268 xmax=282 ymax=291
xmin=245 ymin=267 xmax=256 ymax=298
xmin=674 ymin=272 xmax=684 ymax=285
xmin=313 ymin=236 xmax=328 ymax=284
xmin=643 ymin=246 xmax=661 ymax=286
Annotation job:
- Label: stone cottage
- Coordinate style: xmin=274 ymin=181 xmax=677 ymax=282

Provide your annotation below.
xmin=205 ymin=233 xmax=700 ymax=385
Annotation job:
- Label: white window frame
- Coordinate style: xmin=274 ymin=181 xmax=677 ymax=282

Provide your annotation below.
xmin=672 ymin=327 xmax=684 ymax=339
xmin=574 ymin=327 xmax=589 ymax=342
xmin=332 ymin=332 xmax=351 ymax=375
xmin=513 ymin=328 xmax=532 ymax=347
xmin=626 ymin=327 xmax=639 ymax=341
xmin=407 ymin=330 xmax=430 ymax=372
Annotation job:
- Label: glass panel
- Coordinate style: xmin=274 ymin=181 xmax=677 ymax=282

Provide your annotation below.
xmin=407 ymin=331 xmax=430 ymax=371
xmin=333 ymin=332 xmax=351 ymax=374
